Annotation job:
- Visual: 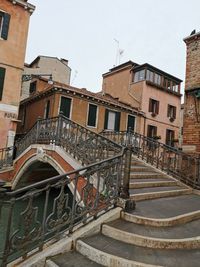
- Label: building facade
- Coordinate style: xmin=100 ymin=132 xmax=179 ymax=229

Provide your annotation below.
xmin=0 ymin=0 xmax=35 ymax=148
xmin=21 ymin=56 xmax=71 ymax=100
xmin=102 ymin=61 xmax=182 ymax=146
xmin=17 ymin=79 xmax=144 ymax=136
xmin=182 ymin=31 xmax=200 ymax=153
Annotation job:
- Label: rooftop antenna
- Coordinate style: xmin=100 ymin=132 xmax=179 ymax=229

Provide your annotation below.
xmin=71 ymin=70 xmax=78 ymax=85
xmin=114 ymin=38 xmax=124 ymax=66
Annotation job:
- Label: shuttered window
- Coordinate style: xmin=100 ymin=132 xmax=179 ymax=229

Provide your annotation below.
xmin=87 ymin=104 xmax=97 ymax=127
xmin=127 ymin=115 xmax=136 ymax=131
xmin=0 ymin=67 xmax=6 ymax=100
xmin=0 ymin=12 xmax=10 ymax=40
xmin=59 ymin=96 xmax=71 ymax=118
xmin=149 ymin=98 xmax=159 ymax=114
xmin=166 ymin=129 xmax=175 ymax=146
xmin=147 ymin=125 xmax=157 ymax=138
xmin=104 ymin=109 xmax=121 ymax=131
xmin=167 ymin=104 xmax=176 ymax=119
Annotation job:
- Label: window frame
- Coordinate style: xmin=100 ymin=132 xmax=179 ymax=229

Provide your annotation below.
xmin=167 ymin=104 xmax=176 ymax=119
xmin=149 ymin=98 xmax=159 ymax=115
xmin=0 ymin=67 xmax=6 ymax=100
xmin=0 ymin=11 xmax=10 ymax=40
xmin=104 ymin=108 xmax=121 ymax=131
xmin=166 ymin=129 xmax=175 ymax=146
xmin=147 ymin=125 xmax=157 ymax=138
xmin=86 ymin=103 xmax=98 ymax=128
xmin=126 ymin=114 xmax=136 ymax=132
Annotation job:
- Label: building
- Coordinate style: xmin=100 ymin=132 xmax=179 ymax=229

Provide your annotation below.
xmin=182 ymin=31 xmax=200 ymax=154
xmin=102 ymin=61 xmax=182 ymax=146
xmin=17 ymin=78 xmax=144 ymax=136
xmin=21 ymin=55 xmax=71 ymax=100
xmin=0 ymin=0 xmax=35 ymax=148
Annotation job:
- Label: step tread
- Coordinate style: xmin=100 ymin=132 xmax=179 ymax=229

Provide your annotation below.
xmin=130 ymin=186 xmax=186 ymax=195
xmin=80 ymin=234 xmax=200 ymax=267
xmin=129 ymin=194 xmax=200 ymax=219
xmin=130 ymin=178 xmax=174 ymax=182
xmin=50 ymin=251 xmax=103 ymax=267
xmin=105 ymin=218 xmax=200 ymax=239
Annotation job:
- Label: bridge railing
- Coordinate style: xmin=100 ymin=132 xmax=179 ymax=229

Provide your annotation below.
xmin=0 ymin=153 xmax=123 ymax=266
xmin=0 ymin=147 xmax=14 ymax=169
xmin=101 ymin=130 xmax=200 ymax=189
xmin=15 ymin=115 xmax=122 ymax=165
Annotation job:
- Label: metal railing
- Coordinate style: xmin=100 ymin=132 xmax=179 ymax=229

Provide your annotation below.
xmin=0 ymin=115 xmax=127 ymax=266
xmin=0 ymin=147 xmax=14 ymax=169
xmin=101 ymin=130 xmax=200 ymax=189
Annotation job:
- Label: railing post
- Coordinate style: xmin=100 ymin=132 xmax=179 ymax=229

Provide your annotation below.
xmin=121 ymin=146 xmax=132 ymax=199
xmin=36 ymin=117 xmax=42 ymax=143
xmin=55 ymin=116 xmax=62 ymax=146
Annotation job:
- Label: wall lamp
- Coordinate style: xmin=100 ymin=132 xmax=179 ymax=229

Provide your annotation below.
xmin=22 ymin=73 xmax=53 ymax=84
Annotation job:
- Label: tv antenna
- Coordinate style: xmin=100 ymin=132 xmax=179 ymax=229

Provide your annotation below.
xmin=71 ymin=70 xmax=78 ymax=85
xmin=114 ymin=38 xmax=124 ymax=66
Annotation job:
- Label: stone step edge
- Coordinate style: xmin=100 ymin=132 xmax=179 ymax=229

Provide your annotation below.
xmin=102 ymin=224 xmax=200 ymax=249
xmin=131 ymin=189 xmax=192 ymax=201
xmin=130 ymin=181 xmax=177 ymax=189
xmin=76 ymin=240 xmax=162 ymax=267
xmin=45 ymin=259 xmax=59 ymax=267
xmin=122 ymin=210 xmax=200 ymax=227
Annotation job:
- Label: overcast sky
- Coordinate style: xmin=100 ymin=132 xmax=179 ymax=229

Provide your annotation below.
xmin=26 ymin=0 xmax=200 ymax=97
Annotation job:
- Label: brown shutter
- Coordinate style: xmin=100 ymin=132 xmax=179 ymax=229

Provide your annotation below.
xmin=156 ymin=101 xmax=159 ymax=114
xmin=0 ymin=67 xmax=6 ymax=100
xmin=149 ymin=99 xmax=152 ymax=112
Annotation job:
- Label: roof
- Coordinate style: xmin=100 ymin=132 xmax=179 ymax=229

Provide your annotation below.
xmin=26 ymin=55 xmax=70 ymax=68
xmin=103 ymin=60 xmax=139 ymax=77
xmin=132 ymin=63 xmax=182 ymax=83
xmin=8 ymin=0 xmax=35 ymax=13
xmin=183 ymin=30 xmax=200 ymax=43
xmin=20 ymin=78 xmax=144 ymax=116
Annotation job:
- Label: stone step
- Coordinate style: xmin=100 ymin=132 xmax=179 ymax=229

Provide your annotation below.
xmin=103 ymin=218 xmax=200 ymax=249
xmin=129 ymin=194 xmax=200 ymax=219
xmin=130 ymin=188 xmax=192 ymax=201
xmin=130 ymin=180 xmax=178 ymax=189
xmin=130 ymin=172 xmax=168 ymax=179
xmin=78 ymin=234 xmax=200 ymax=267
xmin=46 ymin=251 xmax=103 ymax=267
xmin=130 ymin=166 xmax=154 ymax=172
xmin=131 ymin=177 xmax=174 ymax=183
xmin=122 ymin=210 xmax=200 ymax=227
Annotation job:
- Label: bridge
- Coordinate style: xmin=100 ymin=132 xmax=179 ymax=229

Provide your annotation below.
xmin=0 ymin=115 xmax=200 ymax=266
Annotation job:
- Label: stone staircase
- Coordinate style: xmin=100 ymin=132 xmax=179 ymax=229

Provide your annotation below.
xmin=45 ymin=155 xmax=200 ymax=267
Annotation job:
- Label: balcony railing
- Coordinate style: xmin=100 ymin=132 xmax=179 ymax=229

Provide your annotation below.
xmin=0 ymin=147 xmax=14 ymax=169
xmin=101 ymin=130 xmax=200 ymax=189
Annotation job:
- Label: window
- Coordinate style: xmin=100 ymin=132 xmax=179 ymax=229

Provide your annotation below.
xmin=0 ymin=11 xmax=10 ymax=40
xmin=29 ymin=81 xmax=37 ymax=94
xmin=127 ymin=115 xmax=136 ymax=131
xmin=167 ymin=104 xmax=176 ymax=119
xmin=146 ymin=70 xmax=154 ymax=82
xmin=59 ymin=96 xmax=71 ymax=118
xmin=154 ymin=73 xmax=161 ymax=85
xmin=133 ymin=69 xmax=145 ymax=83
xmin=87 ymin=103 xmax=98 ymax=127
xmin=166 ymin=129 xmax=175 ymax=146
xmin=0 ymin=67 xmax=6 ymax=100
xmin=104 ymin=109 xmax=121 ymax=131
xmin=44 ymin=100 xmax=50 ymax=119
xmin=147 ymin=125 xmax=157 ymax=138
xmin=149 ymin=98 xmax=159 ymax=115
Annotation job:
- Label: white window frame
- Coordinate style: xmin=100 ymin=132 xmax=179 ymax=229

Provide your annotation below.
xmin=86 ymin=102 xmax=98 ymax=128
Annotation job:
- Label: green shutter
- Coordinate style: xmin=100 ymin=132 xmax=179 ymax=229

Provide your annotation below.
xmin=104 ymin=109 xmax=108 ymax=129
xmin=1 ymin=13 xmax=10 ymax=40
xmin=127 ymin=115 xmax=135 ymax=131
xmin=0 ymin=67 xmax=6 ymax=100
xmin=114 ymin=112 xmax=121 ymax=131
xmin=87 ymin=104 xmax=97 ymax=127
xmin=60 ymin=97 xmax=71 ymax=118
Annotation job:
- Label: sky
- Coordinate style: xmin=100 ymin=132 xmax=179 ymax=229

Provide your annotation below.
xmin=26 ymin=0 xmax=200 ymax=97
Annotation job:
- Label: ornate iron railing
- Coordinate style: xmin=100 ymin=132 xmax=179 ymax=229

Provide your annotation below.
xmin=0 ymin=115 xmax=127 ymax=266
xmin=0 ymin=154 xmax=123 ymax=266
xmin=15 ymin=116 xmax=122 ymax=165
xmin=0 ymin=147 xmax=14 ymax=169
xmin=101 ymin=130 xmax=200 ymax=189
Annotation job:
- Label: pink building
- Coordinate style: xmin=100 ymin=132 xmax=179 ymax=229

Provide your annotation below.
xmin=102 ymin=61 xmax=182 ymax=146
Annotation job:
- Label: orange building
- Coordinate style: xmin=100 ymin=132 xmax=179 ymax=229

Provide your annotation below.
xmin=0 ymin=0 xmax=35 ymax=148
xmin=102 ymin=61 xmax=182 ymax=146
xmin=17 ymin=78 xmax=144 ymax=136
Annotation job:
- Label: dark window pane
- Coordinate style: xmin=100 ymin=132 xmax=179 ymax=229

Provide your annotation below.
xmin=166 ymin=129 xmax=175 ymax=146
xmin=44 ymin=100 xmax=50 ymax=119
xmin=87 ymin=104 xmax=97 ymax=127
xmin=0 ymin=67 xmax=6 ymax=100
xmin=114 ymin=112 xmax=121 ymax=131
xmin=60 ymin=97 xmax=71 ymax=118
xmin=127 ymin=115 xmax=135 ymax=131
xmin=1 ymin=13 xmax=10 ymax=40
xmin=29 ymin=81 xmax=37 ymax=94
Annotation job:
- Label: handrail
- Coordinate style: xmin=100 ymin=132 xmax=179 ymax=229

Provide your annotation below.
xmin=0 ymin=115 xmax=126 ymax=266
xmin=101 ymin=130 xmax=200 ymax=189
